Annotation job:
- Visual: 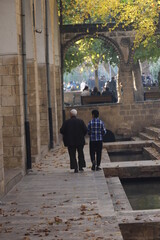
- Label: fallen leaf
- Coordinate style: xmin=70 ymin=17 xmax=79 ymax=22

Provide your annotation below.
xmin=80 ymin=205 xmax=87 ymax=211
xmin=23 ymin=237 xmax=30 ymax=240
xmin=54 ymin=216 xmax=63 ymax=224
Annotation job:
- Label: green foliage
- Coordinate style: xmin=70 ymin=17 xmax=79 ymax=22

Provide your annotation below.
xmin=134 ymin=36 xmax=160 ymax=63
xmin=64 ymin=44 xmax=85 ymax=73
xmin=64 ymin=37 xmax=119 ymax=73
xmin=58 ymin=0 xmax=160 ymax=49
xmin=59 ymin=0 xmax=160 ymax=71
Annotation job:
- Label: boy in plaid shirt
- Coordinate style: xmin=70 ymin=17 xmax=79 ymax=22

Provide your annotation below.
xmin=88 ymin=110 xmax=106 ymax=171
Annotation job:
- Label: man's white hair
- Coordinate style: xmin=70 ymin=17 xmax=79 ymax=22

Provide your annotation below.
xmin=70 ymin=109 xmax=77 ymax=116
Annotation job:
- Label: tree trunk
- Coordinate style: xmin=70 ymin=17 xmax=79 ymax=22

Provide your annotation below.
xmin=94 ymin=66 xmax=99 ymax=88
xmin=103 ymin=62 xmax=116 ymax=80
xmin=132 ymin=61 xmax=144 ymax=101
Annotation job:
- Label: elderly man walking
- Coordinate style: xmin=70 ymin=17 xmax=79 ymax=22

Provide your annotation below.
xmin=60 ymin=109 xmax=87 ymax=173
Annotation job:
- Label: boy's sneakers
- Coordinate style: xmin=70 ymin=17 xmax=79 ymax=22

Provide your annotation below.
xmin=91 ymin=165 xmax=95 ymax=171
xmin=79 ymin=168 xmax=84 ymax=172
xmin=96 ymin=166 xmax=101 ymax=171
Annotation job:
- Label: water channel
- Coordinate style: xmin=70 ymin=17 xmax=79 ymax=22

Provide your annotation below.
xmin=108 ymin=150 xmax=153 ymax=162
xmin=121 ymin=178 xmax=160 ymax=210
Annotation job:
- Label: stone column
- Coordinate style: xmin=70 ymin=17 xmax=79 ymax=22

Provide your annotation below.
xmin=52 ymin=0 xmax=63 ymax=133
xmin=48 ymin=0 xmax=59 ymax=144
xmin=132 ymin=61 xmax=144 ymax=101
xmin=0 ymin=79 xmax=4 ymax=197
xmin=25 ymin=0 xmax=41 ymax=160
xmin=36 ymin=0 xmax=49 ymax=152
xmin=118 ymin=63 xmax=135 ymax=103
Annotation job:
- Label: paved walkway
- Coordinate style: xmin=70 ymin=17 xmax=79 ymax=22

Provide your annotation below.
xmin=0 ymin=143 xmax=123 ymax=240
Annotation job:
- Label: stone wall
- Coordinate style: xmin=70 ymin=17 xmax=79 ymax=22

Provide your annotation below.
xmin=65 ymin=101 xmax=160 ymax=137
xmin=0 ymin=0 xmax=62 ymax=196
xmin=38 ymin=63 xmax=62 ymax=150
xmin=1 ymin=55 xmax=25 ymax=168
xmin=120 ymin=222 xmax=160 ymax=240
xmin=64 ymin=91 xmax=81 ymax=105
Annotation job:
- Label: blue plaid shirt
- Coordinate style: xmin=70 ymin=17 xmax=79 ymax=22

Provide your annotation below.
xmin=88 ymin=118 xmax=106 ymax=141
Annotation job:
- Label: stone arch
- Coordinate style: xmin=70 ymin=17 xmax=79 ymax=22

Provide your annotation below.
xmin=63 ymin=33 xmax=125 ymax=64
xmin=62 ymin=32 xmax=141 ymax=103
xmin=62 ymin=32 xmax=125 ymax=102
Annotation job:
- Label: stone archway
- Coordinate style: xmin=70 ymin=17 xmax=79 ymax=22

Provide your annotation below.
xmin=61 ymin=32 xmax=143 ymax=103
xmin=63 ymin=33 xmax=124 ymax=62
xmin=63 ymin=34 xmax=123 ymax=97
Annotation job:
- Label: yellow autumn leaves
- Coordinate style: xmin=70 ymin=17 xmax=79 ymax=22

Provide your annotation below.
xmin=61 ymin=0 xmax=160 ymax=48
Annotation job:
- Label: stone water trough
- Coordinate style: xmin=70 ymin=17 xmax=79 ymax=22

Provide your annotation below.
xmin=102 ymin=137 xmax=160 ymax=240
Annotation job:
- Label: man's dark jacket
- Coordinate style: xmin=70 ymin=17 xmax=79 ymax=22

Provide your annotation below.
xmin=60 ymin=116 xmax=87 ymax=147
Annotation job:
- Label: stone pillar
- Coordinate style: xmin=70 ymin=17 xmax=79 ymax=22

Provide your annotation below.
xmin=0 ymin=79 xmax=4 ymax=196
xmin=26 ymin=60 xmax=41 ymax=158
xmin=25 ymin=0 xmax=41 ymax=160
xmin=132 ymin=61 xmax=144 ymax=101
xmin=36 ymin=0 xmax=49 ymax=152
xmin=118 ymin=64 xmax=135 ymax=103
xmin=52 ymin=0 xmax=62 ymax=134
xmin=48 ymin=0 xmax=59 ymax=145
xmin=37 ymin=64 xmax=49 ymax=149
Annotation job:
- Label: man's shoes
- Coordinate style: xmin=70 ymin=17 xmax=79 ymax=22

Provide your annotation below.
xmin=79 ymin=168 xmax=84 ymax=172
xmin=91 ymin=165 xmax=95 ymax=171
xmin=74 ymin=169 xmax=78 ymax=173
xmin=96 ymin=166 xmax=101 ymax=171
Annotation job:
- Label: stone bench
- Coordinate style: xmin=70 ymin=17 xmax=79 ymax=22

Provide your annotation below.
xmin=81 ymin=95 xmax=114 ymax=105
xmin=144 ymin=91 xmax=160 ymax=100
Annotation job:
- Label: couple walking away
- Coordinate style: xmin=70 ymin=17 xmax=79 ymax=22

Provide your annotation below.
xmin=60 ymin=109 xmax=106 ymax=173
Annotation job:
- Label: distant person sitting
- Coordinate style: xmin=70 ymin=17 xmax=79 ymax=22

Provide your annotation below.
xmin=102 ymin=86 xmax=112 ymax=96
xmin=81 ymin=85 xmax=90 ymax=96
xmin=80 ymin=81 xmax=86 ymax=91
xmin=102 ymin=86 xmax=116 ymax=103
xmin=91 ymin=87 xmax=101 ymax=96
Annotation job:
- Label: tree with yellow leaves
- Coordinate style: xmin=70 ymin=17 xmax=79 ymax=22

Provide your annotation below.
xmin=64 ymin=37 xmax=119 ymax=87
xmin=60 ymin=0 xmax=160 ymax=48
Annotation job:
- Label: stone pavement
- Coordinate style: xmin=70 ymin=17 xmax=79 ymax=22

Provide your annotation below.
xmin=0 ymin=143 xmax=123 ymax=240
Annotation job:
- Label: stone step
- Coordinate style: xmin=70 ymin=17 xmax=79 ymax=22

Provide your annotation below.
xmin=139 ymin=132 xmax=155 ymax=140
xmin=152 ymin=141 xmax=160 ymax=154
xmin=131 ymin=136 xmax=142 ymax=141
xmin=144 ymin=146 xmax=160 ymax=159
xmin=144 ymin=126 xmax=160 ymax=139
